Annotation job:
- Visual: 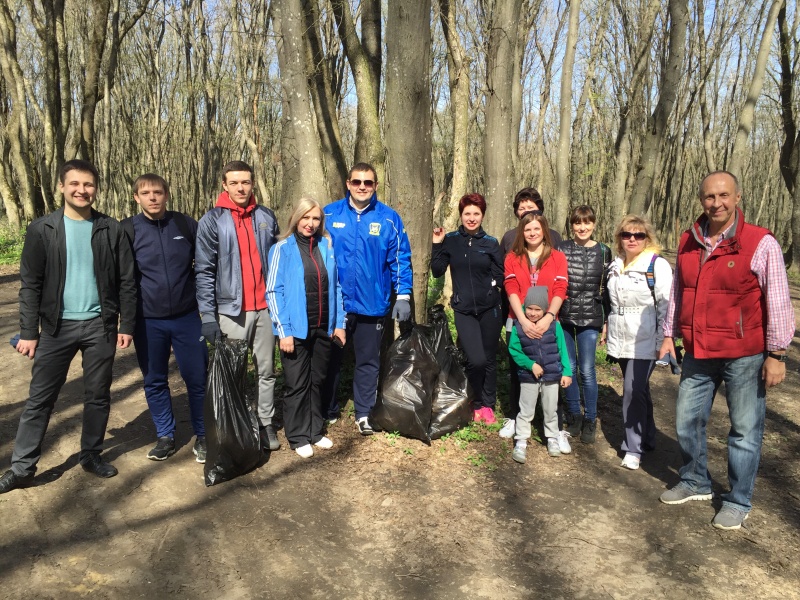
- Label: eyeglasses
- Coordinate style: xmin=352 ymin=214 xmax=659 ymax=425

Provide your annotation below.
xmin=349 ymin=179 xmax=375 ymax=188
xmin=619 ymin=231 xmax=647 ymax=241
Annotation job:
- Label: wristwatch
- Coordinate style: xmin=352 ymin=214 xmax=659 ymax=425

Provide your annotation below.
xmin=767 ymin=352 xmax=788 ymax=363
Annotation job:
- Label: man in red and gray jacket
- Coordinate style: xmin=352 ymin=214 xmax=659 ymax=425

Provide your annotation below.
xmin=658 ymin=171 xmax=794 ymax=530
xmin=195 ymin=161 xmax=281 ymax=451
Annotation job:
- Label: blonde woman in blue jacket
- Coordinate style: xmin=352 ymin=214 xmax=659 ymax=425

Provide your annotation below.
xmin=266 ymin=198 xmax=346 ymax=458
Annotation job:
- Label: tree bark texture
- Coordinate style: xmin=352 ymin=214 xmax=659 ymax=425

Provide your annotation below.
xmin=386 ymin=0 xmax=434 ymax=321
xmin=275 ymin=0 xmax=328 ymax=227
xmin=483 ymin=0 xmax=523 ymax=235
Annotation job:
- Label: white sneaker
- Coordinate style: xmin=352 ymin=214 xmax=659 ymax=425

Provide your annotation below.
xmin=295 ymin=444 xmax=314 ymax=458
xmin=558 ymin=430 xmax=572 ymax=454
xmin=620 ymin=453 xmax=640 ymax=470
xmin=314 ymin=436 xmax=333 ymax=449
xmin=499 ymin=418 xmax=515 ymax=439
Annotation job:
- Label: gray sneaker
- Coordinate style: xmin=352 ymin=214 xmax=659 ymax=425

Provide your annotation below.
xmin=659 ymin=482 xmax=713 ymax=505
xmin=512 ymin=445 xmax=527 ymax=464
xmin=712 ymin=505 xmax=749 ymax=530
xmin=546 ymin=437 xmax=561 ymax=457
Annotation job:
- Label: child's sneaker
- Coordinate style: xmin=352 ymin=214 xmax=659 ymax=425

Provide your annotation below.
xmin=498 ymin=418 xmax=516 ymax=439
xmin=557 ymin=430 xmax=572 ymax=454
xmin=481 ymin=406 xmax=497 ymax=424
xmin=547 ymin=437 xmax=561 ymax=457
xmin=512 ymin=443 xmax=527 ymax=464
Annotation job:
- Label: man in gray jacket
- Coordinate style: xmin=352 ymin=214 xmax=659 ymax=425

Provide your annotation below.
xmin=195 ymin=161 xmax=281 ymax=451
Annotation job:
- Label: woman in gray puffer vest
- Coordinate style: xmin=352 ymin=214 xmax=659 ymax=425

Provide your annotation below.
xmin=557 ymin=206 xmax=611 ymax=444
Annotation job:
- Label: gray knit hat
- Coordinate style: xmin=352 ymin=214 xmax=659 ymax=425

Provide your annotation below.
xmin=524 ymin=286 xmax=549 ymax=311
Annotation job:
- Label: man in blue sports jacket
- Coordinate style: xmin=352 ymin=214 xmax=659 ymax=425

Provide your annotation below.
xmin=322 ymin=162 xmax=413 ymax=435
xmin=123 ymin=174 xmax=208 ymax=464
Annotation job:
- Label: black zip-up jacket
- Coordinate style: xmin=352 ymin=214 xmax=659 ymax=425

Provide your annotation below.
xmin=430 ymin=226 xmax=504 ymax=316
xmin=123 ymin=211 xmax=198 ymax=319
xmin=556 ymin=239 xmax=611 ymax=328
xmin=19 ymin=207 xmax=137 ymax=339
xmin=294 ymin=231 xmax=329 ymax=330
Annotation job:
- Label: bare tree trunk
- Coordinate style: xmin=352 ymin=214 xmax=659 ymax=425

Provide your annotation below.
xmin=275 ymin=0 xmax=328 ymax=226
xmin=331 ymin=0 xmax=385 ymax=185
xmin=0 ymin=3 xmax=37 ymax=223
xmin=385 ymin=0 xmax=434 ymax=321
xmin=303 ymin=0 xmax=347 ymax=202
xmin=554 ymin=0 xmax=581 ymax=233
xmin=628 ymin=0 xmax=689 ymax=216
xmin=778 ymin=1 xmax=800 ymax=273
xmin=610 ymin=0 xmax=661 ymax=217
xmin=483 ymin=0 xmax=523 ymax=234
xmin=728 ymin=0 xmax=783 ymax=179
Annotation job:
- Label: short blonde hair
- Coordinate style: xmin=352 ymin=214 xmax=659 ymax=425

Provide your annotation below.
xmin=613 ymin=214 xmax=661 ymax=256
xmin=281 ymin=197 xmax=329 ymax=240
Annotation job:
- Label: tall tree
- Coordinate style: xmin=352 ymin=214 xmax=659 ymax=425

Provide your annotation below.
xmin=628 ymin=0 xmax=689 ymax=215
xmin=728 ymin=0 xmax=783 ymax=179
xmin=275 ymin=0 xmax=328 ymax=225
xmin=554 ymin=0 xmax=582 ymax=231
xmin=386 ymin=0 xmax=434 ymax=320
xmin=483 ymin=0 xmax=524 ymax=233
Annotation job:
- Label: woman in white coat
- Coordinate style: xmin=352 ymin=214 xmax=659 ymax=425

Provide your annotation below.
xmin=605 ymin=215 xmax=673 ymax=470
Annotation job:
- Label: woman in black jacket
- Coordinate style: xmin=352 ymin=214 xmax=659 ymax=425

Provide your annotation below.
xmin=556 ymin=205 xmax=611 ymax=443
xmin=431 ymin=193 xmax=505 ymax=424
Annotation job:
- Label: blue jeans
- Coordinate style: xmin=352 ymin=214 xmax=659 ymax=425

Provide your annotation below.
xmin=134 ymin=310 xmax=208 ymax=439
xmin=675 ymin=352 xmax=766 ymax=512
xmin=562 ymin=325 xmax=600 ymax=421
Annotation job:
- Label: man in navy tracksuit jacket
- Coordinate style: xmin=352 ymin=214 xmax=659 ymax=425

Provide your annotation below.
xmin=123 ymin=174 xmax=208 ymax=463
xmin=322 ymin=162 xmax=414 ymax=435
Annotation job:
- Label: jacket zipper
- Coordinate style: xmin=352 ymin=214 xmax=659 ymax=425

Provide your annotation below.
xmin=157 ymin=218 xmax=173 ymax=315
xmin=467 ymin=236 xmax=478 ymax=315
xmin=309 ymin=236 xmax=323 ymax=328
xmin=244 ymin=212 xmax=258 ymax=309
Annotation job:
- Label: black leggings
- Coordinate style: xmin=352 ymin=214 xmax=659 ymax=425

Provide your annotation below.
xmin=454 ymin=306 xmax=503 ymax=409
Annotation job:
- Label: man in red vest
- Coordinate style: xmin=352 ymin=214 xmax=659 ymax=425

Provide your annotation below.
xmin=658 ymin=171 xmax=794 ymax=530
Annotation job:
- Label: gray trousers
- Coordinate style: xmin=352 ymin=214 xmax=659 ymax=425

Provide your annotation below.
xmin=12 ymin=318 xmax=117 ymax=476
xmin=219 ymin=310 xmax=276 ymax=426
xmin=515 ymin=381 xmax=560 ymax=442
xmin=619 ymin=358 xmax=656 ymax=458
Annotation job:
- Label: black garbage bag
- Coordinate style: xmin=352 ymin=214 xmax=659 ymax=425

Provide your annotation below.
xmin=425 ymin=305 xmax=474 ymax=440
xmin=204 ymin=338 xmax=262 ymax=486
xmin=372 ymin=326 xmax=438 ymax=444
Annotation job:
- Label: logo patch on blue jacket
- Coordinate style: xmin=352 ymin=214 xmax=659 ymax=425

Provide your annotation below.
xmin=369 ymin=223 xmax=381 ymax=236
xmin=332 ymin=222 xmax=346 ymax=228
xmin=259 ymin=222 xmax=268 ymax=230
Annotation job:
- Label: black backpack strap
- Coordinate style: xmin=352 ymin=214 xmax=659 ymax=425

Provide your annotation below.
xmin=646 ymin=253 xmax=658 ymax=307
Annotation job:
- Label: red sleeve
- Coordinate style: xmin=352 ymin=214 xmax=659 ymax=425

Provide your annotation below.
xmin=504 ymin=252 xmax=525 ymax=299
xmin=549 ymin=250 xmax=568 ymax=300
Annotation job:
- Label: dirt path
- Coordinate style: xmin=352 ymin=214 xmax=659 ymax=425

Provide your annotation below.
xmin=1 ymin=263 xmax=798 ymax=599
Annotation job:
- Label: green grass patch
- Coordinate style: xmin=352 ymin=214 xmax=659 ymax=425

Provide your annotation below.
xmin=0 ymin=221 xmax=25 ymax=265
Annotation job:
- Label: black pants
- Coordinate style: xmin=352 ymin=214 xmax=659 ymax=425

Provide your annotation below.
xmin=322 ymin=314 xmax=385 ymax=420
xmin=11 ymin=317 xmax=117 ymax=476
xmin=282 ymin=328 xmax=332 ymax=449
xmin=454 ymin=306 xmax=503 ymax=410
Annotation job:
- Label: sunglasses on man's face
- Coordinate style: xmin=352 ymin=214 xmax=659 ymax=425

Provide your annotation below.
xmin=619 ymin=231 xmax=647 ymax=241
xmin=349 ymin=179 xmax=375 ymax=188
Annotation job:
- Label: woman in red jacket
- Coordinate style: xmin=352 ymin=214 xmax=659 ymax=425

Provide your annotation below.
xmin=500 ymin=211 xmax=568 ymax=438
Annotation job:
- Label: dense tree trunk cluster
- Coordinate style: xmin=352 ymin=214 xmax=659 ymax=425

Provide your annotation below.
xmin=1 ymin=0 xmax=799 ymax=313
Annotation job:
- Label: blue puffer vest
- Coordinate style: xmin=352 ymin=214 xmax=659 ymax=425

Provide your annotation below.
xmin=514 ymin=319 xmax=562 ymax=383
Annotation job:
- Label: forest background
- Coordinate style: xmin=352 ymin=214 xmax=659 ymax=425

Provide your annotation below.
xmin=1 ymin=0 xmax=800 ymax=320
